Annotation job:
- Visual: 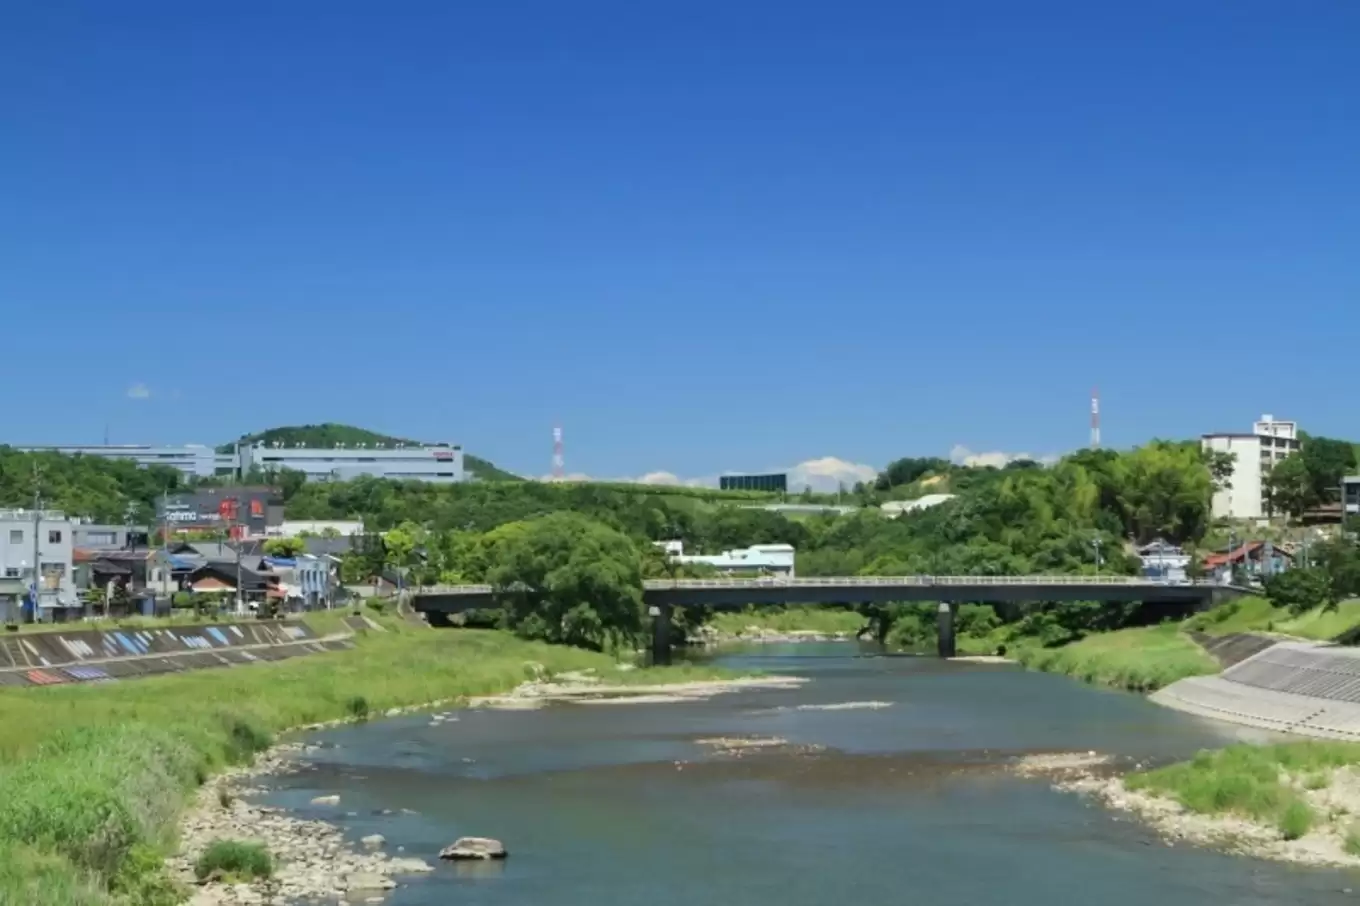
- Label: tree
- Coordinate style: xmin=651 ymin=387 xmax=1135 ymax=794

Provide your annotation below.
xmin=1264 ymin=455 xmax=1310 ymax=519
xmin=1202 ymin=448 xmax=1236 ymax=493
xmin=1301 ymin=436 xmax=1357 ymax=509
xmin=485 ymin=512 xmax=644 ymax=651
xmin=1264 ymin=566 xmax=1332 ymax=616
xmin=262 ymin=537 xmax=306 ymax=558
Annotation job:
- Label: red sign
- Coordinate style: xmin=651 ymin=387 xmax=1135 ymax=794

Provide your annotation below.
xmin=218 ymin=499 xmax=239 ymax=521
xmin=433 ymin=450 xmax=454 ymax=461
xmin=250 ymin=499 xmax=263 ymax=516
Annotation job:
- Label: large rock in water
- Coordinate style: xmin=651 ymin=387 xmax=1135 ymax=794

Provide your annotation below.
xmin=439 ymin=837 xmax=507 ymax=860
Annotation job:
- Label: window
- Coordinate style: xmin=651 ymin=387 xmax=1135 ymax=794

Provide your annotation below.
xmin=8 ymin=530 xmax=21 ymax=544
xmin=3 ymin=568 xmax=17 ymax=578
xmin=83 ymin=531 xmax=116 ymax=546
xmin=48 ymin=530 xmax=62 ymax=543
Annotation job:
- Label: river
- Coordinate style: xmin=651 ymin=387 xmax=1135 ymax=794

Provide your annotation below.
xmin=265 ymin=643 xmax=1358 ymax=904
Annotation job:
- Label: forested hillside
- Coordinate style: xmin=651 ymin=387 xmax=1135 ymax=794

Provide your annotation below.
xmin=0 ymin=447 xmax=185 ymax=523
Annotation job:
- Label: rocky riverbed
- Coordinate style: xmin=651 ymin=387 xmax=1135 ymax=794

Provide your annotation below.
xmin=171 ymin=669 xmax=803 ymax=904
xmin=172 ymin=741 xmax=436 ymax=906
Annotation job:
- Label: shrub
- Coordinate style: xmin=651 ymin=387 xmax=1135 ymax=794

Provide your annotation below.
xmin=344 ymin=695 xmax=370 ymax=720
xmin=193 ymin=839 xmax=272 ymax=882
xmin=1278 ymin=799 xmax=1314 ymax=840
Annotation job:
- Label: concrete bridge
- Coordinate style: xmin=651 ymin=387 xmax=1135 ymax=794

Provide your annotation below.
xmin=412 ymin=575 xmax=1242 ymax=663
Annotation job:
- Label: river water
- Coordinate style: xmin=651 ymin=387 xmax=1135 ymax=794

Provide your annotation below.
xmin=267 ymin=643 xmax=1359 ymax=904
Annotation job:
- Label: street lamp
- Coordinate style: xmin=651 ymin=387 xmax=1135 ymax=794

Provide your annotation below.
xmin=1092 ymin=538 xmax=1103 ymax=574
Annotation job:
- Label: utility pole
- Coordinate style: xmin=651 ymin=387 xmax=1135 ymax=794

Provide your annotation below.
xmin=160 ymin=490 xmax=170 ymax=600
xmin=1092 ymin=537 xmax=1103 ymax=574
xmin=30 ymin=464 xmax=42 ymax=625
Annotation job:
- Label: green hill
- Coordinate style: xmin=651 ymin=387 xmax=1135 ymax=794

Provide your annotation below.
xmin=220 ymin=423 xmax=520 ymax=481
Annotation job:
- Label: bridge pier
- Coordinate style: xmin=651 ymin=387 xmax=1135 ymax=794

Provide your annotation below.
xmin=936 ymin=602 xmax=956 ymax=659
xmin=650 ymin=604 xmax=672 ymax=667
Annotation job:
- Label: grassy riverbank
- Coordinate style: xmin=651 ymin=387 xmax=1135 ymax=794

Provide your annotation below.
xmin=1184 ymin=596 xmax=1360 ymax=642
xmin=1125 ymin=741 xmax=1360 ymax=850
xmin=1014 ymin=623 xmax=1218 ymax=692
xmin=0 ymin=618 xmax=739 ymax=905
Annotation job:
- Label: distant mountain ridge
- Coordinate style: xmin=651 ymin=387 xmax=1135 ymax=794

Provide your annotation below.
xmin=219 ymin=423 xmax=519 ymax=481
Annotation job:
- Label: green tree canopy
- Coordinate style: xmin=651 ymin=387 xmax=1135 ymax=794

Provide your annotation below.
xmin=484 ymin=512 xmax=644 ymax=651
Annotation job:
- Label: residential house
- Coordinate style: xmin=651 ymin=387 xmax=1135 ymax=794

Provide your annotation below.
xmin=1202 ymin=541 xmax=1292 ymax=584
xmin=184 ymin=560 xmax=284 ymax=612
xmin=260 ymin=553 xmax=333 ymax=611
xmin=1137 ymin=539 xmax=1192 ymax=583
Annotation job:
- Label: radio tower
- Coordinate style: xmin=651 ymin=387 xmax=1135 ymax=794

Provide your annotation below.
xmin=1090 ymin=387 xmax=1101 ymax=449
xmin=552 ymin=424 xmax=565 ymax=480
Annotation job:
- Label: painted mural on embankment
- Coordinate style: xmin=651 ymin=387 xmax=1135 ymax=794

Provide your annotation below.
xmin=0 ymin=620 xmax=356 ymax=688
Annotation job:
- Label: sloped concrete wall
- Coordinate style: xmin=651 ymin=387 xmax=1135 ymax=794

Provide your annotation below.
xmin=0 ymin=621 xmax=351 ymax=688
xmin=1153 ymin=641 xmax=1360 ymax=740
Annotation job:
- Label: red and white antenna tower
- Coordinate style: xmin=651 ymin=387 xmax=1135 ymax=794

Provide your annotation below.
xmin=1090 ymin=387 xmax=1101 ymax=449
xmin=551 ymin=424 xmax=564 ymax=480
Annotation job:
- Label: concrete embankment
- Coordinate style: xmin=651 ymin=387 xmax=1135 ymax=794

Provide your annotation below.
xmin=1153 ymin=639 xmax=1360 ymax=740
xmin=0 ymin=618 xmax=363 ymax=687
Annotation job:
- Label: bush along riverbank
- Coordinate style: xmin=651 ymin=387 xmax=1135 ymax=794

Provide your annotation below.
xmin=1053 ymin=741 xmax=1360 ymax=870
xmin=0 ymin=617 xmax=748 ymax=905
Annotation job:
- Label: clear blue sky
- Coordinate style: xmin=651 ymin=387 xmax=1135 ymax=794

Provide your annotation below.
xmin=3 ymin=1 xmax=1356 ymax=481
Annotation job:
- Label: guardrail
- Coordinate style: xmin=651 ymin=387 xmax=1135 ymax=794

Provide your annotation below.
xmin=416 ymin=575 xmax=1223 ymax=596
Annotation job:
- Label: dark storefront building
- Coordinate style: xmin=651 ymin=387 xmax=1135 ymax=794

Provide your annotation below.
xmin=158 ymin=486 xmax=283 ymax=538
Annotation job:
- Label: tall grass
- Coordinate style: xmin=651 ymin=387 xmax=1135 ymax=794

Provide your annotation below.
xmin=1015 ymin=623 xmax=1217 ymax=692
xmin=0 ymin=619 xmax=735 ymax=903
xmin=1127 ymin=741 xmax=1360 ymax=837
xmin=193 ymin=840 xmax=272 ymax=882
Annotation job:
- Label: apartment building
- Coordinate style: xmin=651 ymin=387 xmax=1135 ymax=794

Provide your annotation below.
xmin=1201 ymin=414 xmax=1302 ymax=520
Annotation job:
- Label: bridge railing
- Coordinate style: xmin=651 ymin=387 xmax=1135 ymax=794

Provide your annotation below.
xmin=416 ymin=575 xmax=1221 ymax=596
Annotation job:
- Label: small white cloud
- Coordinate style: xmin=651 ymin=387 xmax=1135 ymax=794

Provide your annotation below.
xmin=126 ymin=383 xmax=151 ymax=400
xmin=949 ymin=444 xmax=1059 ymax=468
xmin=786 ymin=456 xmax=879 ymax=492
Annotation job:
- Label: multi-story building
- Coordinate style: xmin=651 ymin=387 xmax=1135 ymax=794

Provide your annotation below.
xmin=12 ymin=444 xmax=234 ymax=480
xmin=11 ymin=439 xmax=468 ymax=484
xmin=237 ymin=441 xmax=465 ymax=483
xmin=1201 ymin=414 xmax=1302 ymax=520
xmin=1344 ymin=476 xmax=1360 ymax=517
xmin=0 ymin=509 xmax=78 ymax=620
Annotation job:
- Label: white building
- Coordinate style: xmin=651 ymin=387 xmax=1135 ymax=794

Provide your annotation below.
xmin=1201 ymin=414 xmax=1302 ymax=520
xmin=12 ymin=441 xmax=467 ymax=484
xmin=237 ymin=442 xmax=465 ymax=483
xmin=14 ymin=444 xmax=233 ymax=480
xmin=266 ymin=520 xmax=365 ymax=538
xmin=656 ymin=542 xmax=796 ymax=576
xmin=0 ymin=509 xmax=79 ymax=621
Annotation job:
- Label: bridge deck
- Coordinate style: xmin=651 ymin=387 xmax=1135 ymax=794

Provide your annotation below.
xmin=413 ymin=575 xmax=1240 ymax=614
